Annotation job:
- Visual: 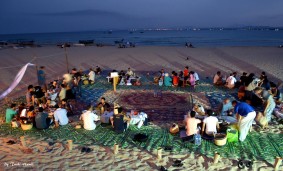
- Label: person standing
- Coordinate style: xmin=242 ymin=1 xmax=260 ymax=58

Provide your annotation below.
xmin=232 ymin=101 xmax=256 ymax=142
xmin=38 ymin=66 xmax=47 ymax=90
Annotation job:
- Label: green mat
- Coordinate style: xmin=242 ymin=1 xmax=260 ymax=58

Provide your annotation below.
xmin=0 ymin=71 xmax=282 ymax=164
xmin=0 ymin=123 xmax=282 ymax=163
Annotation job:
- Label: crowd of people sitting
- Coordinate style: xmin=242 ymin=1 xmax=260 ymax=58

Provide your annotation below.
xmin=154 ymin=67 xmax=200 ymax=88
xmin=182 ymin=99 xmax=255 ymax=142
xmin=106 ymin=67 xmax=141 ymax=86
xmin=179 ymin=70 xmax=283 ymax=142
xmin=4 ymin=65 xmax=103 ymax=129
xmin=148 ymin=66 xmax=199 ymax=88
xmin=5 ymin=64 xmax=148 ymax=132
xmin=4 ymin=64 xmax=283 ymax=143
xmin=105 ymin=66 xmax=200 ymax=88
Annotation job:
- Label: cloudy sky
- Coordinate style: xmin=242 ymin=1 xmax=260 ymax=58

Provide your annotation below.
xmin=1 ymin=0 xmax=283 ymax=34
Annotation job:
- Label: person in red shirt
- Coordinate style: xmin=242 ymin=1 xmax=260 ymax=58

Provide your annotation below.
xmin=183 ymin=66 xmax=189 ymax=87
xmin=172 ymin=72 xmax=179 ymax=87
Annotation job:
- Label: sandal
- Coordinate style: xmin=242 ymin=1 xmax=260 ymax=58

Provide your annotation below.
xmin=6 ymin=140 xmax=16 ymax=145
xmin=172 ymin=159 xmax=183 ymax=167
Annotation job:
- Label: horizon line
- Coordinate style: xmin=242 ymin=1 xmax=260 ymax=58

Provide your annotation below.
xmin=1 ymin=26 xmax=283 ymax=35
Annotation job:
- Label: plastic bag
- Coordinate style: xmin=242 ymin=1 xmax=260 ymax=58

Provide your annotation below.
xmin=227 ymin=128 xmax=238 ymax=143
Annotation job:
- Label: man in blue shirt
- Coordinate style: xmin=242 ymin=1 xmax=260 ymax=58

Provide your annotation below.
xmin=232 ymin=101 xmax=256 ymax=141
xmin=38 ymin=66 xmax=46 ymax=90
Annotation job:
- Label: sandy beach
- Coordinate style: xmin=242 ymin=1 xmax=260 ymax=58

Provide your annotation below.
xmin=0 ymin=45 xmax=282 ymax=170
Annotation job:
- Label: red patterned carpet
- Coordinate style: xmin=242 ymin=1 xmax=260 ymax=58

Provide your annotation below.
xmin=118 ymin=90 xmax=193 ymax=123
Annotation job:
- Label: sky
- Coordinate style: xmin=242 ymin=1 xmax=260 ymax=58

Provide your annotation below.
xmin=1 ymin=0 xmax=283 ymax=34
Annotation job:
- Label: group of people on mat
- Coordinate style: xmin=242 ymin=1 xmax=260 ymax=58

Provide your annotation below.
xmin=105 ymin=66 xmax=200 ymax=88
xmin=182 ymin=100 xmax=256 ymax=142
xmin=4 ymin=65 xmax=282 ymax=141
xmin=155 ymin=67 xmax=200 ymax=88
xmin=106 ymin=67 xmax=141 ymax=86
xmin=179 ymin=70 xmax=283 ymax=142
xmin=213 ymin=70 xmax=282 ymax=121
xmin=5 ymin=94 xmax=148 ymax=132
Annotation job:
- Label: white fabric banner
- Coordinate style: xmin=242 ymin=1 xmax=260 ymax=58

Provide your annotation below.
xmin=0 ymin=63 xmax=35 ymax=100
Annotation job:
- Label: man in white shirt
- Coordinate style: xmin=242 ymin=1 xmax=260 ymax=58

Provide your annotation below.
xmin=80 ymin=106 xmax=99 ymax=130
xmin=225 ymin=72 xmax=237 ymax=89
xmin=202 ymin=110 xmax=219 ymax=136
xmin=88 ymin=68 xmax=95 ymax=84
xmin=193 ymin=71 xmax=200 ymax=84
xmin=126 ymin=68 xmax=134 ymax=76
xmin=54 ymin=104 xmax=69 ymax=127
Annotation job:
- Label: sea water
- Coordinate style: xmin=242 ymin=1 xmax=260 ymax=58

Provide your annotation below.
xmin=0 ymin=29 xmax=283 ymax=47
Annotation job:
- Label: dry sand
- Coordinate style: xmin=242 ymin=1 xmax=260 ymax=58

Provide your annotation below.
xmin=0 ymin=136 xmax=276 ymax=171
xmin=0 ymin=46 xmax=282 ymax=170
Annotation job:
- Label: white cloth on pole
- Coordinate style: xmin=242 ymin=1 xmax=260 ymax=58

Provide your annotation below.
xmin=0 ymin=63 xmax=35 ymax=100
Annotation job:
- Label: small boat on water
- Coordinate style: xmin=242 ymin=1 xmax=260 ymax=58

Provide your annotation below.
xmin=0 ymin=41 xmax=8 ymax=46
xmin=18 ymin=40 xmax=35 ymax=46
xmin=78 ymin=40 xmax=94 ymax=45
xmin=114 ymin=39 xmax=124 ymax=44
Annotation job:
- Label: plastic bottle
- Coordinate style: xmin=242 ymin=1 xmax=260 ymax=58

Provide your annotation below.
xmin=195 ymin=127 xmax=202 ymax=146
xmin=159 ymin=79 xmax=163 ymax=86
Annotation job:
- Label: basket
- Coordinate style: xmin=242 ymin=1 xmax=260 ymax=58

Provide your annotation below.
xmin=83 ymin=80 xmax=89 ymax=85
xmin=75 ymin=125 xmax=82 ymax=129
xmin=169 ymin=123 xmax=179 ymax=134
xmin=214 ymin=133 xmax=227 ymax=146
xmin=21 ymin=123 xmax=33 ymax=131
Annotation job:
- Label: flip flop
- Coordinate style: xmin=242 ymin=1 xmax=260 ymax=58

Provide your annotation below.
xmin=46 ymin=148 xmax=53 ymax=152
xmin=164 ymin=146 xmax=173 ymax=151
xmin=160 ymin=166 xmax=168 ymax=171
xmin=81 ymin=147 xmax=93 ymax=153
xmin=85 ymin=147 xmax=93 ymax=153
xmin=81 ymin=147 xmax=87 ymax=153
xmin=172 ymin=159 xmax=183 ymax=167
xmin=6 ymin=140 xmax=16 ymax=145
xmin=48 ymin=142 xmax=55 ymax=146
